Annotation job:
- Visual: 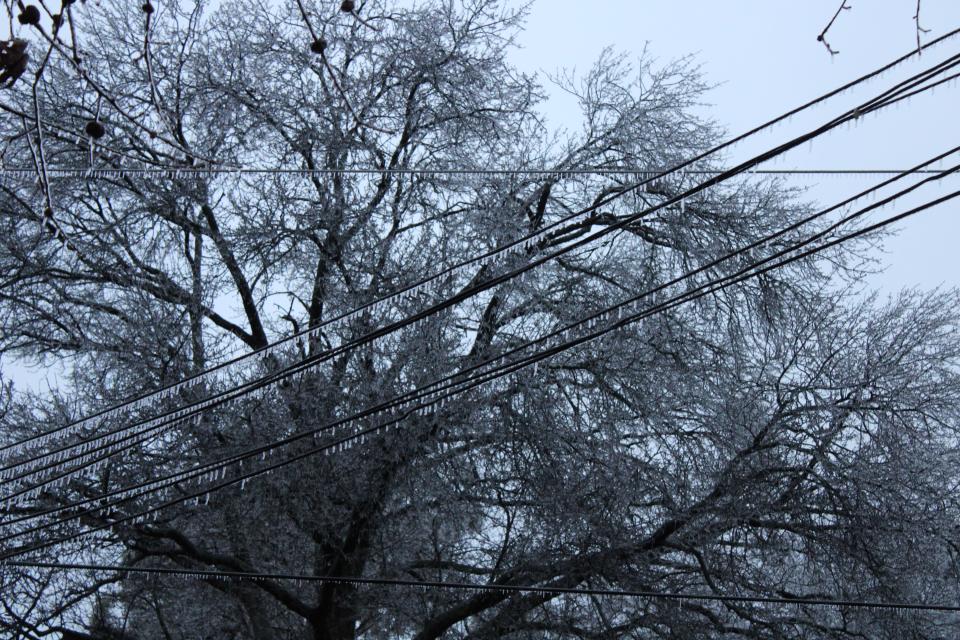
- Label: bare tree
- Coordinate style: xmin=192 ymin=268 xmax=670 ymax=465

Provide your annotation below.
xmin=1 ymin=2 xmax=960 ymax=639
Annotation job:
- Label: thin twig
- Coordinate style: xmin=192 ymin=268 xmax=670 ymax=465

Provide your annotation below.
xmin=21 ymin=113 xmax=74 ymax=252
xmin=29 ymin=21 xmax=54 ymax=221
xmin=64 ymin=1 xmax=82 ymax=63
xmin=295 ymin=0 xmax=390 ymax=134
xmin=143 ymin=4 xmax=178 ymax=144
xmin=12 ymin=1 xmax=81 ymax=253
xmin=29 ymin=21 xmax=216 ymax=165
xmin=294 ymin=0 xmax=319 ymax=40
xmin=343 ymin=3 xmax=379 ymax=33
xmin=817 ymin=1 xmax=852 ymax=55
xmin=914 ymin=0 xmax=931 ymax=54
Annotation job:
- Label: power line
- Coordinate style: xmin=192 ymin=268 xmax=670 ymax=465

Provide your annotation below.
xmin=2 ymin=33 xmax=955 ymax=468
xmin=5 ymin=561 xmax=959 ymax=613
xmin=3 ymin=24 xmax=958 ymax=180
xmin=0 ymin=140 xmax=901 ymax=498
xmin=2 ymin=59 xmax=957 ymax=509
xmin=0 ymin=167 xmax=955 ymax=179
xmin=6 ymin=141 xmax=959 ymax=511
xmin=3 ymin=181 xmax=957 ymax=557
xmin=3 ymin=121 xmax=949 ymax=516
xmin=3 ymin=37 xmax=958 ymax=503
xmin=0 ymin=20 xmax=957 ymax=631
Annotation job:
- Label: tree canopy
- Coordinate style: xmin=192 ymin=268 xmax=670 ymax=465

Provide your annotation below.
xmin=1 ymin=2 xmax=959 ymax=639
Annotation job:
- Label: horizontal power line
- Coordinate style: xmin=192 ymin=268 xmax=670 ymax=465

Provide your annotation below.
xmin=0 ymin=167 xmax=955 ymax=179
xmin=5 ymin=561 xmax=959 ymax=613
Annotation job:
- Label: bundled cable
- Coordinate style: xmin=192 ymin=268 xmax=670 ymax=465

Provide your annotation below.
xmin=3 ymin=46 xmax=959 ymax=517
xmin=5 ymin=141 xmax=958 ymax=506
xmin=2 ymin=29 xmax=957 ymax=468
xmin=3 ymin=166 xmax=958 ymax=559
xmin=2 ymin=53 xmax=958 ymax=516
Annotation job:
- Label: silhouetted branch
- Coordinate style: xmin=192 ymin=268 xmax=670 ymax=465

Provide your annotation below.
xmin=295 ymin=0 xmax=390 ymax=133
xmin=340 ymin=0 xmax=379 ymax=33
xmin=817 ymin=1 xmax=851 ymax=56
xmin=915 ymin=0 xmax=931 ymax=53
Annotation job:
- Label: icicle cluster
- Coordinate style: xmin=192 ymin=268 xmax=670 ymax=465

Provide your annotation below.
xmin=7 ymin=44 xmax=937 ymax=466
xmin=0 ymin=234 xmax=703 ymax=518
xmin=0 ymin=373 xmax=218 ymax=462
xmin=0 ymin=168 xmax=691 ymax=181
xmin=1 ymin=372 xmax=467 ymax=538
xmin=0 ymin=191 xmax=599 ymax=470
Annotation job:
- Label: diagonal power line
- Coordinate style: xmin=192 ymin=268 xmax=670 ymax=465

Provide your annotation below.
xmin=2 ymin=48 xmax=958 ymax=511
xmin=2 ymin=28 xmax=958 ymax=467
xmin=3 ymin=173 xmax=958 ymax=559
xmin=6 ymin=140 xmax=960 ymax=510
xmin=2 ymin=54 xmax=958 ymax=517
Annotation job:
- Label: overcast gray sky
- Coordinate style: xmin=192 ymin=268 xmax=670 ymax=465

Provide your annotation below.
xmin=505 ymin=0 xmax=960 ymax=292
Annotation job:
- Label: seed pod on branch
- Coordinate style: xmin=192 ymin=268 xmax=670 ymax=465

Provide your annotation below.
xmin=0 ymin=39 xmax=28 ymax=88
xmin=17 ymin=5 xmax=41 ymax=26
xmin=85 ymin=120 xmax=106 ymax=139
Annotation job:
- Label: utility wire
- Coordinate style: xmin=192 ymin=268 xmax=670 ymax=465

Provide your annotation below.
xmin=6 ymin=139 xmax=959 ymax=510
xmin=3 ymin=36 xmax=959 ymax=501
xmin=0 ymin=100 xmax=927 ymax=499
xmin=3 ymin=180 xmax=957 ymax=557
xmin=5 ymin=561 xmax=959 ymax=613
xmin=0 ymin=168 xmax=956 ymax=178
xmin=2 ymin=58 xmax=957 ymax=507
xmin=2 ymin=29 xmax=956 ymax=463
xmin=5 ymin=157 xmax=957 ymax=538
xmin=5 ymin=77 xmax=952 ymax=512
